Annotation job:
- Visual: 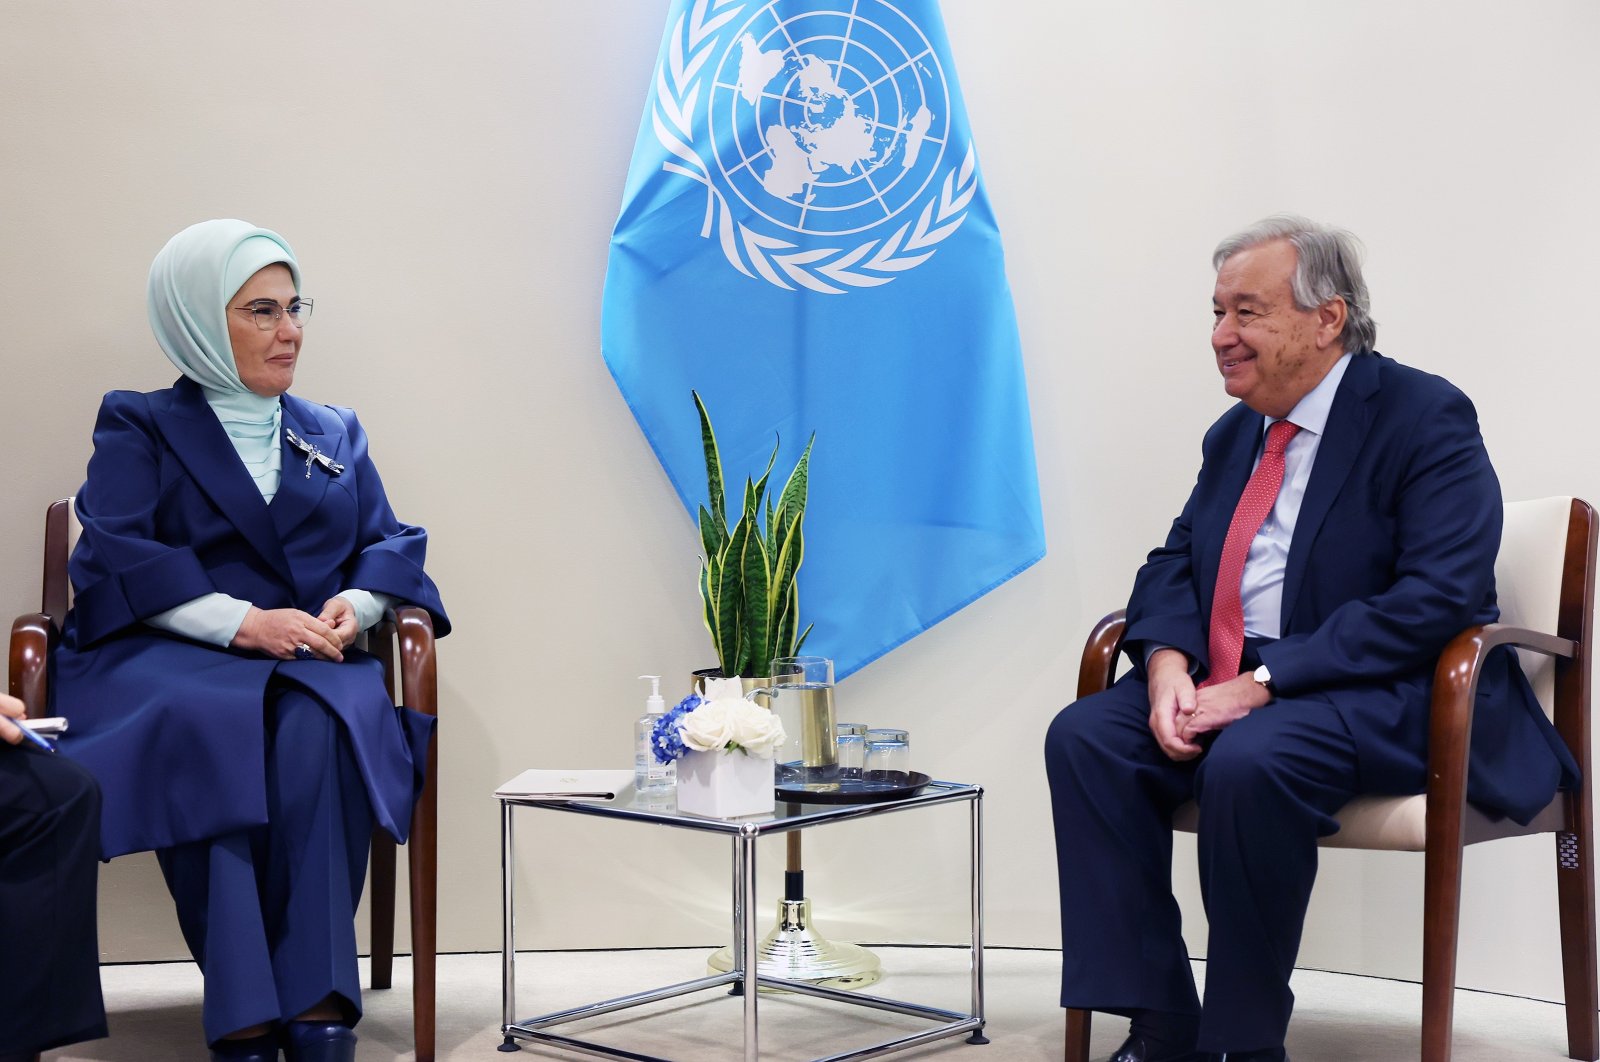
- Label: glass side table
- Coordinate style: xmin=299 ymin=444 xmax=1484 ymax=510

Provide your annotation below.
xmin=499 ymin=780 xmax=986 ymax=1061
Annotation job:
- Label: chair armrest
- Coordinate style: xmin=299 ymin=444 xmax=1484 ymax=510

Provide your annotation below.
xmin=1077 ymin=609 xmax=1128 ymax=700
xmin=390 ymin=605 xmax=439 ymax=1053
xmin=9 ymin=612 xmax=53 ymax=716
xmin=392 ymin=606 xmax=437 ymax=718
xmin=1427 ymin=622 xmax=1577 ymax=841
xmin=1430 ymin=622 xmax=1574 ymax=762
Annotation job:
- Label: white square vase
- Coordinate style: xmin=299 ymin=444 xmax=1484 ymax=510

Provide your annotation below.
xmin=676 ymin=749 xmax=776 ymax=818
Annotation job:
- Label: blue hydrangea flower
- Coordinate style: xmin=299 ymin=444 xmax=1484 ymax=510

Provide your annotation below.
xmin=651 ymin=693 xmax=701 ymax=764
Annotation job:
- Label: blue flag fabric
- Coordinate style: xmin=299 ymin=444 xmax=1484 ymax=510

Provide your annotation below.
xmin=603 ymin=0 xmax=1045 ymax=679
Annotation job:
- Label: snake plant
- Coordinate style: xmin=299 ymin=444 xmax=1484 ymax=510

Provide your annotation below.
xmin=694 ymin=390 xmax=814 ymax=678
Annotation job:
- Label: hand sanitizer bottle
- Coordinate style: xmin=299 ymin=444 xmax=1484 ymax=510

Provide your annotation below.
xmin=634 ymin=675 xmax=675 ymax=795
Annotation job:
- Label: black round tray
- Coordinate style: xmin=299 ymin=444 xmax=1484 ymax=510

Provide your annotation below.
xmin=776 ymin=771 xmax=932 ymax=805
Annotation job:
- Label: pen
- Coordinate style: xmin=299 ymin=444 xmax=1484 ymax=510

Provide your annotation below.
xmin=6 ymin=719 xmax=55 ymax=753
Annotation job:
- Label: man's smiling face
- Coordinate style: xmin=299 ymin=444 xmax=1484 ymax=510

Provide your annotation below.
xmin=1211 ymin=239 xmax=1345 ymax=419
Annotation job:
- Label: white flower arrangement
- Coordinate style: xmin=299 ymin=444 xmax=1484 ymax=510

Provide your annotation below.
xmin=651 ymin=677 xmax=787 ymax=763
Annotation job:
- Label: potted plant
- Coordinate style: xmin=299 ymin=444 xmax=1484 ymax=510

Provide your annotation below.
xmin=692 ymin=390 xmax=815 ymax=686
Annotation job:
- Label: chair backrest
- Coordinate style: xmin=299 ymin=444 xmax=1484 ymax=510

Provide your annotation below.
xmin=1495 ymin=497 xmax=1595 ymax=724
xmin=42 ymin=497 xmax=80 ymax=632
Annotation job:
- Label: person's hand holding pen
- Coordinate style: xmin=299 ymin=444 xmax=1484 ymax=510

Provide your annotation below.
xmin=1 ymin=692 xmax=54 ymax=751
xmin=1 ymin=693 xmax=25 ymax=743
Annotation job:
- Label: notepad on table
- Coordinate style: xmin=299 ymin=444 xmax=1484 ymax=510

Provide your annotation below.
xmin=494 ymin=769 xmax=635 ymax=802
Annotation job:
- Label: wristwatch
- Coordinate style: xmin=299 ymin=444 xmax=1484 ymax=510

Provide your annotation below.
xmin=1252 ymin=664 xmax=1276 ymax=696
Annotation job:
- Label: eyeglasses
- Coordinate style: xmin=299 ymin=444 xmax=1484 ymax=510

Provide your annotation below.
xmin=230 ymin=298 xmax=315 ymax=331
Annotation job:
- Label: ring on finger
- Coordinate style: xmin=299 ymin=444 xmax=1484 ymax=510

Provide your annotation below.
xmin=294 ymin=642 xmax=314 ymax=661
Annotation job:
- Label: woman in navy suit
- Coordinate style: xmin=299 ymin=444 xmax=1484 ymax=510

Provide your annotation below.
xmin=54 ymin=219 xmax=449 ymax=1062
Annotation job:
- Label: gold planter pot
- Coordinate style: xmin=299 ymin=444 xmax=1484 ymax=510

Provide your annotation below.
xmin=689 ymin=668 xmax=772 ymax=697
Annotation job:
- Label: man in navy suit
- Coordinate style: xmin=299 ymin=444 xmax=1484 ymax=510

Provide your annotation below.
xmin=1044 ymin=216 xmax=1577 ymax=1062
xmin=0 ymin=694 xmax=106 ymax=1061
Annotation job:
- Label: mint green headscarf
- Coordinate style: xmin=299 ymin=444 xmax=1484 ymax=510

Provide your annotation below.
xmin=147 ymin=219 xmax=302 ymax=501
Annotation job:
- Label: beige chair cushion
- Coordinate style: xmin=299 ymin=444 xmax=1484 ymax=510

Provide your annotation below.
xmin=1173 ymin=793 xmax=1565 ymax=851
xmin=1496 ymin=495 xmax=1569 ymax=719
xmin=1172 ymin=496 xmax=1574 ymax=852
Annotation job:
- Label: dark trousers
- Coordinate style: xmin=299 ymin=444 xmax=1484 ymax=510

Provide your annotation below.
xmin=157 ymin=688 xmax=372 ymax=1044
xmin=1044 ymin=672 xmax=1360 ymax=1053
xmin=0 ymin=744 xmax=107 ymax=1055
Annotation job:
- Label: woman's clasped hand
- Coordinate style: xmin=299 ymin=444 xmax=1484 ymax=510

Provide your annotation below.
xmin=233 ymin=599 xmax=360 ymax=662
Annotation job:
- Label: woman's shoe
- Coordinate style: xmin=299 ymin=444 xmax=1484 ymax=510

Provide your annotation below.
xmin=282 ymin=1021 xmax=357 ymax=1062
xmin=208 ymin=1031 xmax=281 ymax=1061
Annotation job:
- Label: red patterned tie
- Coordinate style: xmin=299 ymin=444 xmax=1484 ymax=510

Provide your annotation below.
xmin=1200 ymin=419 xmax=1301 ymax=688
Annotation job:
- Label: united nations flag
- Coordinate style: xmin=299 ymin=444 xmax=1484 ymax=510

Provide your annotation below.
xmin=603 ymin=0 xmax=1044 ymax=679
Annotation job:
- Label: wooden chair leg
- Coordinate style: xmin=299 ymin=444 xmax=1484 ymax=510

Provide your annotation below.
xmin=1556 ymin=823 xmax=1600 ymax=1061
xmin=369 ymin=828 xmax=397 ymax=990
xmin=1064 ymin=1007 xmax=1092 ymax=1062
xmin=409 ymin=731 xmax=439 ymax=1062
xmin=1421 ymin=832 xmax=1466 ymax=1062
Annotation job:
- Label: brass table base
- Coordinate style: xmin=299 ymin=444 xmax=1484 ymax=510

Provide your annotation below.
xmin=706 ymin=898 xmax=883 ymax=990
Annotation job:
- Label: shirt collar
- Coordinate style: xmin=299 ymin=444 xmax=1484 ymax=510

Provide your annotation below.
xmin=1268 ymin=351 xmax=1353 ymax=437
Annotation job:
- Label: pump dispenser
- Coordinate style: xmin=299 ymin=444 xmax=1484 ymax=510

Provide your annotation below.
xmin=633 ymin=675 xmax=675 ymax=795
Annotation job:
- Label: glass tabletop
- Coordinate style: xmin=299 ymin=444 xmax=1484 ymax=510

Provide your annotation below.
xmin=499 ymin=779 xmax=979 ymax=835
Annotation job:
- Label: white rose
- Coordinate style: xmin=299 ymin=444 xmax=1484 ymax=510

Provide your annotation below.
xmin=681 ymin=698 xmax=736 ymax=752
xmin=730 ymin=699 xmax=786 ymax=758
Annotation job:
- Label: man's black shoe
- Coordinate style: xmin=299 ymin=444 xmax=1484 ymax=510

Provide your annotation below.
xmin=1106 ymin=1034 xmax=1211 ymax=1062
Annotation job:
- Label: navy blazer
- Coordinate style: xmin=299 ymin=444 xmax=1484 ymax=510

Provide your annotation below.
xmin=1123 ymin=352 xmax=1576 ymax=823
xmin=54 ymin=377 xmax=449 ymax=857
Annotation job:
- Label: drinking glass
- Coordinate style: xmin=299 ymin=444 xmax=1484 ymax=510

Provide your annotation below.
xmin=864 ymin=728 xmax=911 ymax=784
xmin=835 ymin=722 xmax=867 ymax=780
xmin=771 ymin=656 xmax=838 ymax=790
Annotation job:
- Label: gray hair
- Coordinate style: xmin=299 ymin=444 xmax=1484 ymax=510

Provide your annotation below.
xmin=1212 ymin=215 xmax=1377 ymax=354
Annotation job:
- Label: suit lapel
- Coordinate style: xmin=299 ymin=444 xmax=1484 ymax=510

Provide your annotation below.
xmin=1279 ymin=353 xmax=1380 ymax=628
xmin=152 ymin=378 xmax=293 ymax=583
xmin=270 ymin=396 xmax=340 ymax=543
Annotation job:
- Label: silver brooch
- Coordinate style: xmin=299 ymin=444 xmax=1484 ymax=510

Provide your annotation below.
xmin=285 ymin=428 xmax=346 ymax=479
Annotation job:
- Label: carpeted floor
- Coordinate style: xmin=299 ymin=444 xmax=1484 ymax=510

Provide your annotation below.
xmin=42 ymin=947 xmax=1578 ymax=1060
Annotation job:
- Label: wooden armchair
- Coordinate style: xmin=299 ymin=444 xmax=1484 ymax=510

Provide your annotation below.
xmin=7 ymin=499 xmax=442 ymax=1062
xmin=1063 ymin=496 xmax=1598 ymax=1062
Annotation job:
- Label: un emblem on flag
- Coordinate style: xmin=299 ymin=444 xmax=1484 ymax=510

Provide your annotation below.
xmin=652 ymin=0 xmax=978 ymax=294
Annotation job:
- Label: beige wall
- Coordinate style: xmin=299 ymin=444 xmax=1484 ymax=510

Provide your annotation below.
xmin=3 ymin=0 xmax=1598 ymax=1006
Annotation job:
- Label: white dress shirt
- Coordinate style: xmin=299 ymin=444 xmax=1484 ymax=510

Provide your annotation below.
xmin=1240 ymin=352 xmax=1353 ymax=639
